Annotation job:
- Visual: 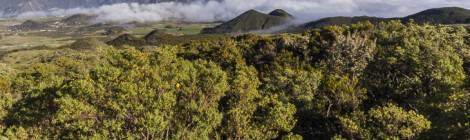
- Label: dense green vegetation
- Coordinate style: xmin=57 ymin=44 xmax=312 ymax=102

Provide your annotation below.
xmin=0 ymin=21 xmax=469 ymax=139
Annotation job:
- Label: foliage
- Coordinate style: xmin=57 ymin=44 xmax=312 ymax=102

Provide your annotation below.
xmin=0 ymin=74 xmax=13 ymax=130
xmin=338 ymin=103 xmax=431 ymax=139
xmin=0 ymin=21 xmax=469 ymax=139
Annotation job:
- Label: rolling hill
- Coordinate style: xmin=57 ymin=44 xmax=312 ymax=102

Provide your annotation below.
xmin=202 ymin=7 xmax=470 ymax=34
xmin=302 ymin=16 xmax=390 ymax=29
xmin=9 ymin=20 xmax=50 ymax=31
xmin=298 ymin=7 xmax=470 ymax=31
xmin=107 ymin=34 xmax=146 ymax=47
xmin=201 ymin=9 xmax=294 ymax=34
xmin=404 ymin=7 xmax=470 ymax=24
xmin=60 ymin=14 xmax=97 ymax=26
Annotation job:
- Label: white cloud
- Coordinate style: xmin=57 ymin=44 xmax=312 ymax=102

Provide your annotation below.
xmin=12 ymin=0 xmax=470 ymax=23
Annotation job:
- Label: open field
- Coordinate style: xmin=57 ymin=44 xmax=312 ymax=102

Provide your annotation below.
xmin=0 ymin=17 xmax=218 ymax=69
xmin=0 ymin=17 xmax=219 ymax=68
xmin=0 ymin=18 xmax=218 ymax=51
xmin=128 ymin=22 xmax=217 ymax=36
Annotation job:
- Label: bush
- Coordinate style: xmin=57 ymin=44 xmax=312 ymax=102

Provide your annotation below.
xmin=0 ymin=21 xmax=468 ymax=139
xmin=338 ymin=103 xmax=431 ymax=139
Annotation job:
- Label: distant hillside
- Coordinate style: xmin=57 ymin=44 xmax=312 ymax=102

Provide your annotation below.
xmin=107 ymin=34 xmax=146 ymax=47
xmin=61 ymin=14 xmax=97 ymax=26
xmin=103 ymin=26 xmax=128 ymax=36
xmin=9 ymin=20 xmax=50 ymax=31
xmin=144 ymin=29 xmax=175 ymax=44
xmin=404 ymin=7 xmax=470 ymax=24
xmin=302 ymin=16 xmax=391 ymax=29
xmin=107 ymin=29 xmax=229 ymax=47
xmin=77 ymin=23 xmax=114 ymax=34
xmin=268 ymin=9 xmax=294 ymax=18
xmin=201 ymin=9 xmax=294 ymax=34
xmin=64 ymin=37 xmax=106 ymax=51
xmin=297 ymin=7 xmax=470 ymax=32
xmin=0 ymin=0 xmax=210 ymax=17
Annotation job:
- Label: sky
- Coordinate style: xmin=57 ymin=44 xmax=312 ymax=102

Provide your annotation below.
xmin=14 ymin=0 xmax=470 ymax=23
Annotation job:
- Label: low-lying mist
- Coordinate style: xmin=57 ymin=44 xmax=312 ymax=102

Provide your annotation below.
xmin=12 ymin=0 xmax=470 ymax=23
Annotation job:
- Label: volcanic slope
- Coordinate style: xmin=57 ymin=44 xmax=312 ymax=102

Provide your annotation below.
xmin=404 ymin=7 xmax=470 ymax=24
xmin=298 ymin=7 xmax=470 ymax=31
xmin=201 ymin=9 xmax=294 ymax=34
xmin=60 ymin=14 xmax=97 ymax=26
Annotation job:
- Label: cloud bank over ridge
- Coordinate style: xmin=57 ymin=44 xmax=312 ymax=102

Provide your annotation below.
xmin=12 ymin=0 xmax=470 ymax=23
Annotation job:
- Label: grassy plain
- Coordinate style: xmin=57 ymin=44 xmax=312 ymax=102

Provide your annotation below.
xmin=0 ymin=17 xmax=218 ymax=69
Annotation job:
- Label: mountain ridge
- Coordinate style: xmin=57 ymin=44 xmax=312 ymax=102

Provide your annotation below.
xmin=201 ymin=7 xmax=470 ymax=34
xmin=298 ymin=7 xmax=470 ymax=31
xmin=201 ymin=9 xmax=294 ymax=34
xmin=404 ymin=7 xmax=470 ymax=24
xmin=0 ymin=0 xmax=206 ymax=17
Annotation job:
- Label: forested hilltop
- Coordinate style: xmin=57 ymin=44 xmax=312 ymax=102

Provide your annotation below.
xmin=0 ymin=21 xmax=469 ymax=139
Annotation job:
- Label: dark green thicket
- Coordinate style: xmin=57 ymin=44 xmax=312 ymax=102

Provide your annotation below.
xmin=0 ymin=21 xmax=468 ymax=139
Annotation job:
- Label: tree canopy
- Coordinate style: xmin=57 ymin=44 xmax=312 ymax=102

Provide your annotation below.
xmin=0 ymin=21 xmax=469 ymax=139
